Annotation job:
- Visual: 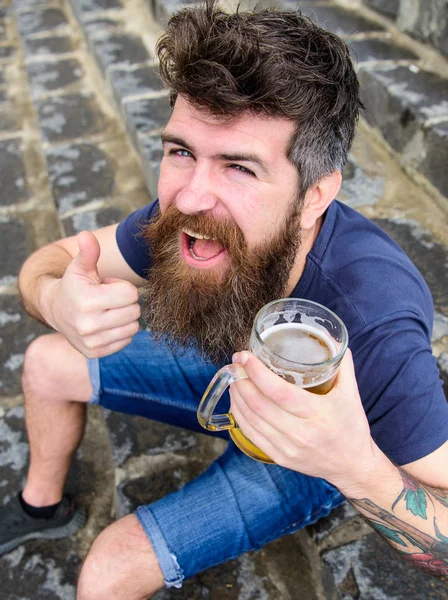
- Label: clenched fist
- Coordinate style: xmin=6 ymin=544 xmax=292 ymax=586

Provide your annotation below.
xmin=46 ymin=231 xmax=141 ymax=358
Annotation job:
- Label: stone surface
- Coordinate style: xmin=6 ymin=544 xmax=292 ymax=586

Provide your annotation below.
xmin=293 ymin=4 xmax=386 ymax=36
xmin=150 ymin=0 xmax=197 ymax=27
xmin=76 ymin=0 xmax=122 ymax=13
xmin=359 ymin=65 xmax=448 ymax=154
xmin=17 ymin=8 xmax=69 ymax=37
xmin=92 ymin=33 xmax=150 ymax=75
xmin=0 ymin=102 xmax=21 ymax=132
xmin=109 ymin=64 xmax=163 ymax=101
xmin=104 ymin=411 xmax=205 ymax=469
xmin=0 ymin=45 xmax=14 ymax=60
xmin=363 ymin=0 xmax=400 ymax=18
xmin=397 ymin=0 xmax=448 ymax=57
xmin=373 ymin=218 xmax=448 ymax=314
xmin=339 ymin=155 xmax=385 ymax=208
xmin=438 ymin=351 xmax=448 ymax=395
xmin=123 ymin=95 xmax=171 ymax=138
xmin=421 ymin=120 xmax=448 ymax=198
xmin=138 ymin=132 xmax=163 ymax=199
xmin=46 ymin=143 xmax=116 ymax=214
xmin=323 ymin=532 xmax=448 ymax=599
xmin=23 ymin=35 xmax=74 ymax=57
xmin=37 ymin=92 xmax=108 ymax=142
xmin=0 ymin=296 xmax=47 ymax=396
xmin=0 ymin=139 xmax=28 ymax=205
xmin=0 ymin=217 xmax=27 ymax=283
xmin=349 ymin=38 xmax=418 ymax=64
xmin=0 ymin=19 xmax=7 ymax=42
xmin=27 ymin=58 xmax=84 ymax=97
xmin=82 ymin=16 xmax=121 ymax=33
xmin=62 ymin=204 xmax=125 ymax=236
xmin=1 ymin=0 xmax=448 ymax=597
xmin=0 ymin=402 xmax=114 ymax=600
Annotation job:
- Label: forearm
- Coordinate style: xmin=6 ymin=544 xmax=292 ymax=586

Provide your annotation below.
xmin=341 ymin=450 xmax=448 ymax=581
xmin=18 ymin=243 xmax=71 ymax=326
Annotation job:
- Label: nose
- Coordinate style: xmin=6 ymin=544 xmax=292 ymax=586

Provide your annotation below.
xmin=175 ymin=163 xmax=219 ymax=215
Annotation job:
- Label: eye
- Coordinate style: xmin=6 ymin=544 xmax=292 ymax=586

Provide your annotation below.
xmin=169 ymin=148 xmax=192 ymax=158
xmin=230 ymin=164 xmax=255 ymax=177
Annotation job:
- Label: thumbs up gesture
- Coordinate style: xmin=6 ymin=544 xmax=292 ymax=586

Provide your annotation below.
xmin=49 ymin=231 xmax=141 ymax=358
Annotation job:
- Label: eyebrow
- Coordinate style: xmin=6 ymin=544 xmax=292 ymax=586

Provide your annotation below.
xmin=161 ymin=132 xmax=269 ymax=174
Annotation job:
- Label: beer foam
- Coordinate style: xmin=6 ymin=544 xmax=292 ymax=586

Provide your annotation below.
xmin=260 ymin=323 xmax=336 ymax=364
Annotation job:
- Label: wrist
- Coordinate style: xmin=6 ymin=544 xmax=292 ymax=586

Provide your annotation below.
xmin=37 ymin=276 xmax=62 ymax=330
xmin=334 ymin=442 xmax=402 ymax=500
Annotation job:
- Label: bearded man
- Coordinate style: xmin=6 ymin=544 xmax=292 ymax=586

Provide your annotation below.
xmin=1 ymin=1 xmax=447 ymax=598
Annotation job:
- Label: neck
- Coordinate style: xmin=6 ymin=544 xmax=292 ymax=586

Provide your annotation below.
xmin=285 ymin=216 xmax=322 ymax=295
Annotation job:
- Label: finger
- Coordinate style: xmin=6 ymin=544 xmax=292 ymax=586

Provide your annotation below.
xmin=78 ymin=304 xmax=141 ymax=335
xmin=331 ymin=348 xmax=356 ymax=393
xmin=84 ymin=321 xmax=140 ymax=351
xmin=230 ymin=388 xmax=296 ymax=464
xmin=93 ymin=337 xmax=134 ymax=359
xmin=72 ymin=231 xmax=102 ymax=283
xmin=233 ymin=352 xmax=320 ymax=417
xmin=97 ymin=280 xmax=140 ymax=309
xmin=102 ymin=304 xmax=141 ymax=329
xmin=231 ymin=378 xmax=310 ymax=443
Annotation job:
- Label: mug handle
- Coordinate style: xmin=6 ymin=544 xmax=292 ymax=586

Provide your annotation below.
xmin=197 ymin=364 xmax=248 ymax=431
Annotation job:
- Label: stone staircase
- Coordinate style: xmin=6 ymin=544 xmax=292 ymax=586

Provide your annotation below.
xmin=0 ymin=0 xmax=447 ymax=598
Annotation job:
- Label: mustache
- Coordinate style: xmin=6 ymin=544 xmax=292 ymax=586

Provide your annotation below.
xmin=142 ymin=205 xmax=247 ymax=254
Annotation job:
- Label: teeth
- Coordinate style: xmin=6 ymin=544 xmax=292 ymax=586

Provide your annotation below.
xmin=183 ymin=228 xmax=213 ymax=240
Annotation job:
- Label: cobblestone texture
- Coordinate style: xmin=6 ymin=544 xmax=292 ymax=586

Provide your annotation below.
xmin=0 ymin=0 xmax=447 ymax=598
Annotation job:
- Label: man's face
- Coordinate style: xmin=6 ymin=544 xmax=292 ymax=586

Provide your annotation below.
xmin=142 ymin=97 xmax=303 ymax=362
xmin=158 ymin=96 xmax=300 ymax=264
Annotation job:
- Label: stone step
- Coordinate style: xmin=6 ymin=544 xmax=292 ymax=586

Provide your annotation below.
xmin=1 ymin=0 xmax=447 ymax=598
xmin=10 ymin=0 xmax=151 ymax=232
xmin=291 ymin=0 xmax=448 ymax=201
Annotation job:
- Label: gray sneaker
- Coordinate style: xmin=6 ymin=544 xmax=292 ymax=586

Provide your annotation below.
xmin=0 ymin=494 xmax=86 ymax=556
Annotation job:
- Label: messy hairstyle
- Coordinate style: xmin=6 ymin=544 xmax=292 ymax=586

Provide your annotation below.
xmin=156 ymin=0 xmax=363 ymax=197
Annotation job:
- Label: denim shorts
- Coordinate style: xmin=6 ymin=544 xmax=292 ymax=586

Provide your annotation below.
xmin=88 ymin=330 xmax=344 ymax=588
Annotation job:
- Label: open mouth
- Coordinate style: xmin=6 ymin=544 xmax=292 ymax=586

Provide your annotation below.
xmin=183 ymin=228 xmax=226 ymax=262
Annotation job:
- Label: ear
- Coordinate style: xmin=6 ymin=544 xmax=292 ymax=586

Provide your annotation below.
xmin=300 ymin=171 xmax=342 ymax=230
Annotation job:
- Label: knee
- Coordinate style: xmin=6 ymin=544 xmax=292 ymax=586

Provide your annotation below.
xmin=22 ymin=333 xmax=72 ymax=401
xmin=77 ymin=516 xmax=164 ymax=600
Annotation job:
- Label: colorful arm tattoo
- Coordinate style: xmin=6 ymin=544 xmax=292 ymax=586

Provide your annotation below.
xmin=349 ymin=471 xmax=448 ymax=581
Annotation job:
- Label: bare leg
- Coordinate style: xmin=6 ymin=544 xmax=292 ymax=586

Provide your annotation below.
xmin=77 ymin=514 xmax=165 ymax=600
xmin=21 ymin=333 xmax=93 ymax=507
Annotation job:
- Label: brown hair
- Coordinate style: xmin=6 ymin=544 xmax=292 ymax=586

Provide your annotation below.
xmin=156 ymin=1 xmax=363 ymax=196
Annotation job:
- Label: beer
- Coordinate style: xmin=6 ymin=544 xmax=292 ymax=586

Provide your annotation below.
xmin=229 ymin=323 xmax=338 ymax=463
xmin=198 ymin=298 xmax=348 ymax=465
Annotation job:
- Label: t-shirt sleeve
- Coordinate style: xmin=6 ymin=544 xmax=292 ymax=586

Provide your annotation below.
xmin=351 ymin=313 xmax=448 ymax=466
xmin=115 ymin=200 xmax=160 ymax=278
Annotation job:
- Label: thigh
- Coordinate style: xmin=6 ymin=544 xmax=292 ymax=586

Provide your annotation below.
xmin=88 ymin=330 xmax=228 ymax=436
xmin=135 ymin=442 xmax=345 ymax=587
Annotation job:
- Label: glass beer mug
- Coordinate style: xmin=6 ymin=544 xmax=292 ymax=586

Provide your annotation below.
xmin=197 ymin=298 xmax=348 ymax=464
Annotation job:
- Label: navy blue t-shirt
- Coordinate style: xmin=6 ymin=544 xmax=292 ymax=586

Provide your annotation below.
xmin=116 ymin=199 xmax=448 ymax=466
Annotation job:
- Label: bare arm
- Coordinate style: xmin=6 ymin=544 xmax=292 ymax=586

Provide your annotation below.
xmin=343 ymin=444 xmax=448 ymax=582
xmin=19 ymin=225 xmax=145 ymax=357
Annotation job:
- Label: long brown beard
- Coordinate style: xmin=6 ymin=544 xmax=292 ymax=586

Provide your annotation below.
xmin=141 ymin=203 xmax=302 ymax=363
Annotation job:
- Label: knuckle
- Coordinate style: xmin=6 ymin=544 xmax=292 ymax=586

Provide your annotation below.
xmin=76 ymin=319 xmax=92 ymax=336
xmin=83 ymin=337 xmax=97 ymax=350
xmin=130 ymin=321 xmax=140 ymax=335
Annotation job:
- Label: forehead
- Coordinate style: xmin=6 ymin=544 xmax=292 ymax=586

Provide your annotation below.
xmin=165 ymin=97 xmax=295 ymax=160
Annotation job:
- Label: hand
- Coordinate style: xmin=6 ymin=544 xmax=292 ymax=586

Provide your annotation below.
xmin=230 ymin=349 xmax=379 ymax=493
xmin=47 ymin=231 xmax=141 ymax=358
